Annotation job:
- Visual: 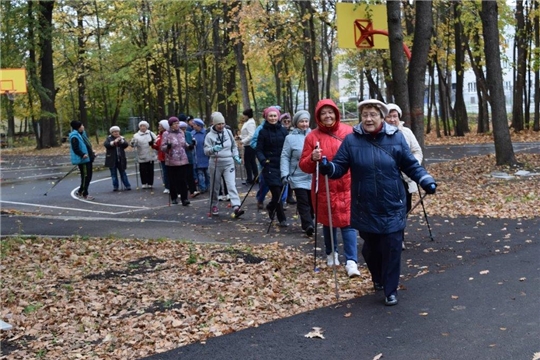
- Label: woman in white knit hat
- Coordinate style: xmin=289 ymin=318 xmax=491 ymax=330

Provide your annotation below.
xmin=204 ymin=112 xmax=243 ymax=217
xmin=104 ymin=126 xmax=131 ymax=191
xmin=130 ymin=120 xmax=157 ymax=189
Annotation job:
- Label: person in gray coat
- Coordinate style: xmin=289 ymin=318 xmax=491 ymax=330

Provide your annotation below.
xmin=280 ymin=110 xmax=314 ymax=236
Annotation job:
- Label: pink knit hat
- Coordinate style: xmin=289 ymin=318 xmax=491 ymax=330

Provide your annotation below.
xmin=263 ymin=106 xmax=281 ymax=120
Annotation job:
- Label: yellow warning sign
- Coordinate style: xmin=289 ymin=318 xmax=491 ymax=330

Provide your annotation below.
xmin=336 ymin=3 xmax=389 ymax=50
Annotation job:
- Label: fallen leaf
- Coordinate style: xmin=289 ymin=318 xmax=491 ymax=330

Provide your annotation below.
xmin=373 ymin=353 xmax=383 ymax=360
xmin=344 ymin=312 xmax=352 ymax=318
xmin=480 ymin=270 xmax=490 ymax=275
xmin=519 ymin=277 xmax=526 ymax=281
xmin=451 ymin=295 xmax=459 ymax=300
xmin=419 ymin=312 xmax=429 ymax=316
xmin=305 ymin=327 xmax=325 ymax=339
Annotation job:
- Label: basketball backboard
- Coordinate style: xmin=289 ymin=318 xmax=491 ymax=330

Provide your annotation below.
xmin=0 ymin=68 xmax=28 ymax=94
xmin=336 ymin=3 xmax=389 ymax=50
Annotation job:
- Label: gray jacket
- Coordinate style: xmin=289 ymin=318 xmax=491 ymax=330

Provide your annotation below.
xmin=280 ymin=128 xmax=312 ymax=190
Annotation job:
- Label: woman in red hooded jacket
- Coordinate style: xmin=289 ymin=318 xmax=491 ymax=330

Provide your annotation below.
xmin=299 ymin=99 xmax=360 ymax=278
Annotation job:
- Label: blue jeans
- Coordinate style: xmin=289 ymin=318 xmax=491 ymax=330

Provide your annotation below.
xmin=196 ymin=167 xmax=210 ymax=192
xmin=256 ymin=173 xmax=269 ymax=203
xmin=110 ymin=166 xmax=131 ymax=190
xmin=323 ymin=225 xmax=358 ymax=262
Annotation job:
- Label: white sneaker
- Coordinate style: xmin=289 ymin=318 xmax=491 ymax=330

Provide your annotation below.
xmin=345 ymin=260 xmax=361 ymax=278
xmin=326 ymin=252 xmax=340 ymax=266
xmin=163 ymin=189 xmax=170 ymax=194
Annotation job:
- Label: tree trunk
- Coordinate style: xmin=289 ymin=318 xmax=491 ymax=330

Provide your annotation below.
xmin=534 ymin=0 xmax=540 ymax=131
xmin=407 ymin=0 xmax=432 ymax=149
xmin=76 ymin=8 xmax=88 ymax=128
xmin=481 ymin=1 xmax=517 ymax=166
xmin=511 ymin=0 xmax=526 ymax=131
xmin=465 ymin=31 xmax=490 ymax=133
xmin=297 ymin=1 xmax=319 ymax=126
xmin=231 ymin=1 xmax=250 ymax=110
xmin=453 ymin=2 xmax=469 ymax=136
xmin=387 ymin=1 xmax=410 ymax=127
xmin=37 ymin=0 xmax=58 ymax=149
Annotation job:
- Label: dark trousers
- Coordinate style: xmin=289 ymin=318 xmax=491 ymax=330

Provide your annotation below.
xmin=266 ymin=185 xmax=286 ymax=222
xmin=77 ymin=162 xmax=93 ymax=196
xmin=185 ymin=163 xmax=197 ymax=194
xmin=359 ymin=230 xmax=403 ymax=298
xmin=139 ymin=161 xmax=154 ymax=186
xmin=294 ymin=188 xmax=313 ymax=231
xmin=168 ymin=165 xmax=189 ymax=201
xmin=243 ymin=146 xmax=258 ymax=183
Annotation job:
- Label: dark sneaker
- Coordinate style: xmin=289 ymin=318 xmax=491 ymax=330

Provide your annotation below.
xmin=278 ymin=221 xmax=289 ymax=227
xmin=385 ymin=295 xmax=398 ymax=306
xmin=171 ymin=199 xmax=178 ymax=205
xmin=373 ymin=282 xmax=384 ymax=291
xmin=182 ymin=200 xmax=191 ymax=206
xmin=113 ymin=188 xmax=119 ymax=192
xmin=83 ymin=195 xmax=95 ymax=201
xmin=233 ymin=206 xmax=245 ymax=219
xmin=306 ymin=226 xmax=314 ymax=237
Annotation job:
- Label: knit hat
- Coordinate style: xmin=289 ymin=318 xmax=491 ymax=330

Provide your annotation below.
xmin=193 ymin=118 xmax=205 ymax=127
xmin=138 ymin=120 xmax=150 ymax=128
xmin=168 ymin=116 xmax=179 ymax=126
xmin=109 ymin=126 xmax=120 ymax=133
xmin=292 ymin=110 xmax=310 ymax=128
xmin=279 ymin=113 xmax=291 ymax=122
xmin=178 ymin=113 xmax=187 ymax=122
xmin=211 ymin=112 xmax=226 ymax=125
xmin=179 ymin=121 xmax=188 ymax=129
xmin=386 ymin=103 xmax=402 ymax=119
xmin=159 ymin=119 xmax=170 ymax=131
xmin=263 ymin=106 xmax=281 ymax=120
xmin=70 ymin=120 xmax=82 ymax=130
xmin=358 ymin=99 xmax=389 ymax=118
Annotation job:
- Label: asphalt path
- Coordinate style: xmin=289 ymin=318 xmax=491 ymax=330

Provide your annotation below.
xmin=1 ymin=142 xmax=539 ymax=359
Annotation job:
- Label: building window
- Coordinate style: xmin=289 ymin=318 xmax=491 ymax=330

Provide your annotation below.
xmin=470 ymin=96 xmax=476 ymax=104
xmin=467 ymin=82 xmax=477 ymax=92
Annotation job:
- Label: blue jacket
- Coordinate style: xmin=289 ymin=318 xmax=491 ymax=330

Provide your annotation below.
xmin=69 ymin=129 xmax=92 ymax=165
xmin=191 ymin=127 xmax=209 ymax=168
xmin=329 ymin=122 xmax=435 ymax=234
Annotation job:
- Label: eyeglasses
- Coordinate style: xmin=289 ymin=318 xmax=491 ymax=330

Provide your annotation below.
xmin=361 ymin=112 xmax=381 ymax=119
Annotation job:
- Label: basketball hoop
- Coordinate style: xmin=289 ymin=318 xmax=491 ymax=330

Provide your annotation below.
xmin=5 ymin=90 xmax=15 ymax=101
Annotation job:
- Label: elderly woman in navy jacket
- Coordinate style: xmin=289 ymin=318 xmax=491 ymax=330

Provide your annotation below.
xmin=256 ymin=106 xmax=289 ymax=227
xmin=319 ymin=99 xmax=437 ymax=307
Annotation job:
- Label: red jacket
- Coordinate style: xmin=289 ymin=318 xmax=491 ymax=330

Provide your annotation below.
xmin=152 ymin=131 xmax=166 ymax=162
xmin=299 ymin=99 xmax=352 ymax=228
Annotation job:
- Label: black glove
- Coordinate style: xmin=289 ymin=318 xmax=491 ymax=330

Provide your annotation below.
xmin=319 ymin=162 xmax=333 ymax=176
xmin=149 ymin=140 xmax=154 ymax=146
xmin=281 ymin=177 xmax=288 ymax=186
xmin=422 ymin=182 xmax=437 ymax=194
xmin=167 ymin=143 xmax=172 ymax=150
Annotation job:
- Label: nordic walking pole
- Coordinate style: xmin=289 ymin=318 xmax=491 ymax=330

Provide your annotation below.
xmin=266 ymin=184 xmax=287 ymax=234
xmin=134 ymin=150 xmax=140 ymax=190
xmin=43 ymin=165 xmax=78 ymax=196
xmin=235 ymin=171 xmax=261 ymax=211
xmin=313 ymin=142 xmax=320 ymax=272
xmin=208 ymin=156 xmax=218 ymax=217
xmin=406 ymin=191 xmax=429 ymax=217
xmin=322 ymin=156 xmax=339 ymax=300
xmin=418 ymin=189 xmax=434 ymax=241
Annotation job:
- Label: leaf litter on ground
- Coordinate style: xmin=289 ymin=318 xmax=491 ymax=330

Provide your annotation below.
xmin=1 ymin=129 xmax=539 ymax=358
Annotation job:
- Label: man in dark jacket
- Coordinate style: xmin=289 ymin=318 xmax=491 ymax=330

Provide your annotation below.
xmin=69 ymin=120 xmax=95 ymax=200
xmin=104 ymin=126 xmax=131 ymax=191
xmin=319 ymin=99 xmax=437 ymax=306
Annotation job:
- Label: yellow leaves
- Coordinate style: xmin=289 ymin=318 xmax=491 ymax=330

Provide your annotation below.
xmin=479 ymin=270 xmax=490 ymax=275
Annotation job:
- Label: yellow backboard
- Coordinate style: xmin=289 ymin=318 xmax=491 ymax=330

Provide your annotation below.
xmin=336 ymin=3 xmax=389 ymax=50
xmin=0 ymin=68 xmax=28 ymax=94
